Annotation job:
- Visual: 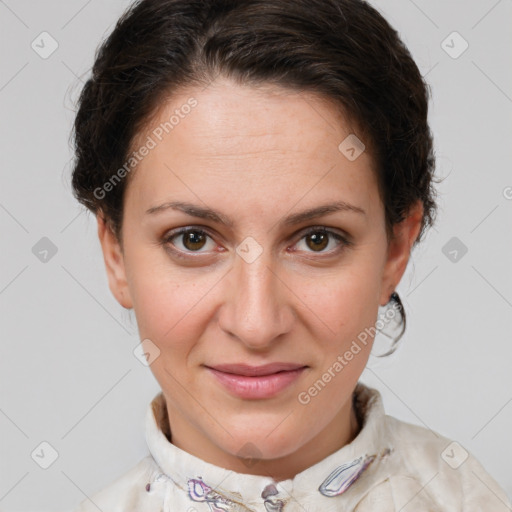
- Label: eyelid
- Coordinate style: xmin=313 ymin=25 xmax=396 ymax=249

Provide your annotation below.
xmin=161 ymin=226 xmax=217 ymax=257
xmin=297 ymin=225 xmax=352 ymax=242
xmin=293 ymin=225 xmax=353 ymax=253
xmin=162 ymin=224 xmax=352 ymax=256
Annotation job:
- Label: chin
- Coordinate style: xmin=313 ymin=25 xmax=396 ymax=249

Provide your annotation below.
xmin=217 ymin=420 xmax=307 ymax=462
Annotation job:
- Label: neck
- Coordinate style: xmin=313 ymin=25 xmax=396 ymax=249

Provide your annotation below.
xmin=166 ymin=394 xmax=361 ymax=482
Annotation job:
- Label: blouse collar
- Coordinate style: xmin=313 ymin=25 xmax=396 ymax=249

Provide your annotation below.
xmin=145 ymin=382 xmax=395 ymax=510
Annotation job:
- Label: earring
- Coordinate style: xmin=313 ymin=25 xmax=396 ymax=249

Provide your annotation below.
xmin=372 ymin=291 xmax=406 ymax=357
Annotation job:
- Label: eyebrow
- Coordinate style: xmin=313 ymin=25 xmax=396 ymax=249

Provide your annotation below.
xmin=145 ymin=200 xmax=366 ymax=227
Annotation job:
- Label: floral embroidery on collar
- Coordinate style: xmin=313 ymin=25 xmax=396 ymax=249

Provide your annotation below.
xmin=181 ymin=449 xmax=390 ymax=511
xmin=261 ymin=484 xmax=284 ymax=512
xmin=187 ymin=477 xmax=256 ymax=512
xmin=318 ymin=454 xmax=376 ymax=497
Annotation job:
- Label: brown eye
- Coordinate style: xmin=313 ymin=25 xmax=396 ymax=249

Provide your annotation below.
xmin=305 ymin=230 xmax=329 ymax=252
xmin=164 ymin=228 xmax=215 ymax=253
xmin=294 ymin=227 xmax=350 ymax=255
xmin=182 ymin=230 xmax=207 ymax=251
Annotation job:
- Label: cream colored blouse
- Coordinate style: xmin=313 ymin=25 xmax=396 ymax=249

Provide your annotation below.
xmin=73 ymin=382 xmax=511 ymax=511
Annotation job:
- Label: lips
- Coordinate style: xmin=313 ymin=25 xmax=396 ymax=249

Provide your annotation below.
xmin=205 ymin=363 xmax=308 ymax=399
xmin=206 ymin=363 xmax=307 ymax=376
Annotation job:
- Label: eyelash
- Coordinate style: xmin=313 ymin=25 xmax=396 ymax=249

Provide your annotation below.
xmin=161 ymin=226 xmax=352 ymax=259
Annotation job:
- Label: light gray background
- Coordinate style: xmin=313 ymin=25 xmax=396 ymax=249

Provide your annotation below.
xmin=0 ymin=1 xmax=511 ymax=510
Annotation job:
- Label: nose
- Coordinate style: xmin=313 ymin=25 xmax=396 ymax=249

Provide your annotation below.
xmin=217 ymin=247 xmax=295 ymax=351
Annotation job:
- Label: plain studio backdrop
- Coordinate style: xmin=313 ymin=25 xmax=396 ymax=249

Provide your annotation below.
xmin=0 ymin=0 xmax=511 ymax=510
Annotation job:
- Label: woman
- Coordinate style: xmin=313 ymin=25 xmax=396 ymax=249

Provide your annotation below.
xmin=70 ymin=0 xmax=510 ymax=510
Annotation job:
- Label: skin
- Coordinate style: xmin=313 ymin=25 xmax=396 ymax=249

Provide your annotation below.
xmin=97 ymin=75 xmax=423 ymax=481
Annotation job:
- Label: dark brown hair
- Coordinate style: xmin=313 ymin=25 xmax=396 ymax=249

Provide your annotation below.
xmin=71 ymin=0 xmax=437 ymax=244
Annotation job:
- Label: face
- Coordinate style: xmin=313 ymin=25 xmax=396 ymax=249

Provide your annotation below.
xmin=98 ymin=76 xmax=422 ymax=479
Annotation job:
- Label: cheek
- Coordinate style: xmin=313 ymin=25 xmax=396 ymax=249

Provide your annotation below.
xmin=302 ymin=271 xmax=379 ymax=403
xmin=127 ymin=260 xmax=216 ymax=351
xmin=304 ymin=264 xmax=382 ymax=340
xmin=129 ymin=273 xmax=205 ymax=388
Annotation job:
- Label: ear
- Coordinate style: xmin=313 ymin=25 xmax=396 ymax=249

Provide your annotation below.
xmin=379 ymin=201 xmax=423 ymax=306
xmin=96 ymin=214 xmax=133 ymax=309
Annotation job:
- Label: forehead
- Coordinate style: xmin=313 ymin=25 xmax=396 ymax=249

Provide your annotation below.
xmin=137 ymin=77 xmax=362 ymax=155
xmin=125 ymin=77 xmax=379 ymax=217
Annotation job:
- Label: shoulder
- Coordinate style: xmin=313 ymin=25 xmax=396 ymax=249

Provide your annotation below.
xmin=72 ymin=455 xmax=162 ymax=512
xmin=360 ymin=414 xmax=511 ymax=511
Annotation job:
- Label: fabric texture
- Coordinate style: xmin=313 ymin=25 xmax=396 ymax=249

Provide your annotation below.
xmin=73 ymin=382 xmax=511 ymax=511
